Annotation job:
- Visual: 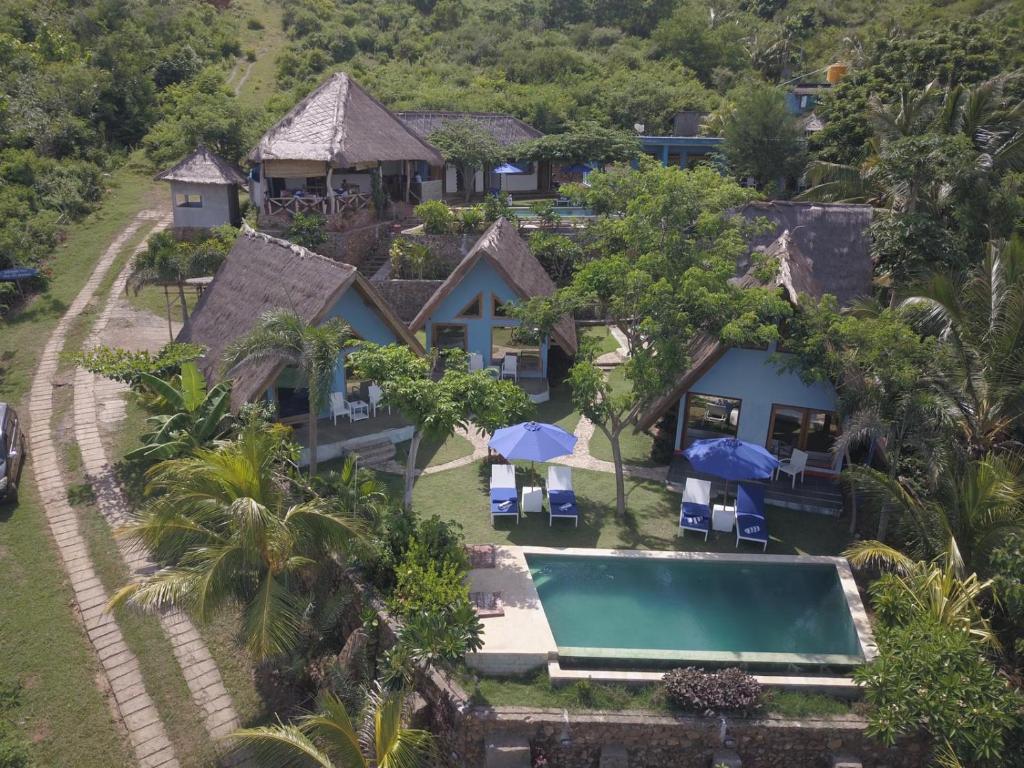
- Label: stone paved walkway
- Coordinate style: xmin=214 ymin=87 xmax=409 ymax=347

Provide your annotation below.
xmin=27 ymin=210 xmax=181 ymax=768
xmin=76 ymin=220 xmax=246 ymax=755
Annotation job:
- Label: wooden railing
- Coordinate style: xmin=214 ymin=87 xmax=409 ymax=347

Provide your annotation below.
xmin=263 ymin=192 xmax=372 ymax=217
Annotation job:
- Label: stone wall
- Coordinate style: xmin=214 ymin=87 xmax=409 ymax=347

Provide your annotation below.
xmin=318 ymin=221 xmax=394 ymax=266
xmin=440 ymin=706 xmax=929 ymax=768
xmin=396 ymin=231 xmax=479 ymax=270
xmin=372 ymin=279 xmax=445 ymax=323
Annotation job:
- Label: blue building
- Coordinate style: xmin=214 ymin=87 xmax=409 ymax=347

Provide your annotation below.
xmin=639 ymin=135 xmax=724 ymax=168
xmin=410 ymin=218 xmax=577 ymax=391
xmin=179 ymin=224 xmax=423 ymax=425
xmin=637 ymin=202 xmax=874 ymax=477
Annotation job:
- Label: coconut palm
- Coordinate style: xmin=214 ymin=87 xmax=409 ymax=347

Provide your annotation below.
xmin=844 ymin=540 xmax=999 ymax=650
xmin=843 ymin=453 xmax=1024 ymax=576
xmin=900 ymin=236 xmax=1024 ymax=457
xmin=223 ymin=309 xmax=352 ymax=475
xmin=231 ymin=685 xmax=435 ymax=768
xmin=110 ymin=424 xmax=365 ymax=659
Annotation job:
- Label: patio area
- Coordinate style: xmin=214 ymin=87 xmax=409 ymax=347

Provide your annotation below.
xmin=289 ymin=410 xmax=414 ymax=465
xmin=667 ymin=456 xmax=845 ymax=516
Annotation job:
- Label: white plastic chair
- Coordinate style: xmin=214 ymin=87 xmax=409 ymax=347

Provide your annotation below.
xmin=501 ymin=353 xmax=518 ymax=382
xmin=329 ymin=392 xmax=368 ymax=424
xmin=468 ymin=352 xmax=484 ymax=372
xmin=368 ymin=383 xmax=389 ymax=417
xmin=774 ymin=448 xmax=808 ymax=488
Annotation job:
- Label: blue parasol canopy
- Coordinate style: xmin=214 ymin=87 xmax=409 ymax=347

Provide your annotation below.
xmin=493 ymin=163 xmax=524 ymax=174
xmin=682 ymin=438 xmax=778 ymax=481
xmin=562 ymin=163 xmax=593 ymax=174
xmin=0 ymin=268 xmax=40 ymax=282
xmin=489 ymin=421 xmax=577 ymax=462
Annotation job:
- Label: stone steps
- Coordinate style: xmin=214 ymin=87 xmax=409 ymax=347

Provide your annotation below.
xmin=485 ymin=734 xmax=530 ymax=768
xmin=345 ymin=439 xmax=396 ymax=469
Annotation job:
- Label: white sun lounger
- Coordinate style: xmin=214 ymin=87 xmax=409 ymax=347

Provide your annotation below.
xmin=546 ymin=465 xmax=578 ymax=527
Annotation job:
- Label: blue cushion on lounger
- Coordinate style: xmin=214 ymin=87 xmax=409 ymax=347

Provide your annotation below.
xmin=681 ymin=502 xmax=710 ymax=529
xmin=490 ymin=487 xmax=518 ymax=515
xmin=736 ymin=515 xmax=767 ymax=540
xmin=736 ymin=483 xmax=766 ymax=518
xmin=548 ymin=489 xmax=577 ymax=515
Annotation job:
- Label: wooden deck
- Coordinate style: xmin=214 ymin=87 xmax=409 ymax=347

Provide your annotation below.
xmin=667 ymin=456 xmax=845 ymax=516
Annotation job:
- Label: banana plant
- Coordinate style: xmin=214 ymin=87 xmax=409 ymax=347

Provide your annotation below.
xmin=126 ymin=362 xmax=232 ymax=461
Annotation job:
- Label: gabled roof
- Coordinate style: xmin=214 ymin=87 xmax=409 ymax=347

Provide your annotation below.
xmin=248 ymin=72 xmax=443 ymax=166
xmin=395 ymin=111 xmax=543 ymax=147
xmin=734 ymin=201 xmax=873 ymax=307
xmin=409 ymin=218 xmax=577 ymax=355
xmin=154 ymin=145 xmax=248 ymax=186
xmin=178 ymin=224 xmax=424 ymax=410
xmin=636 ymin=201 xmax=873 ymax=430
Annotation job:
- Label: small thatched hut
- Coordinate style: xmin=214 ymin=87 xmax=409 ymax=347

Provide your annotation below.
xmin=155 ymin=145 xmax=248 ymax=229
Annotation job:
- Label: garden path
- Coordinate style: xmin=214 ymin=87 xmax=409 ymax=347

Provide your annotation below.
xmin=75 ymin=224 xmax=249 ymax=761
xmin=27 ymin=209 xmax=181 ymax=768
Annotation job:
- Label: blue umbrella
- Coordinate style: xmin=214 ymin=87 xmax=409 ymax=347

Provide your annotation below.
xmin=489 ymin=421 xmax=577 ymax=462
xmin=562 ymin=163 xmax=593 ymax=174
xmin=493 ymin=163 xmax=524 ymax=174
xmin=682 ymin=438 xmax=779 ymax=509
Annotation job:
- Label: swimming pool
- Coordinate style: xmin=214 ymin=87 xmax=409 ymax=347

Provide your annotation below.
xmin=526 ymin=550 xmax=873 ymax=669
xmin=509 ymin=206 xmax=596 ymax=219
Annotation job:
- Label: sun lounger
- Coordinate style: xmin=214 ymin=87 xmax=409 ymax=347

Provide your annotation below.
xmin=546 ymin=465 xmax=578 ymax=527
xmin=490 ymin=464 xmax=519 ymax=525
xmin=678 ymin=477 xmax=712 ymax=541
xmin=735 ymin=482 xmax=768 ymax=551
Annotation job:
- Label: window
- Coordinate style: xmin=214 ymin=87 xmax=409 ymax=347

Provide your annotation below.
xmin=344 ymin=357 xmax=367 ymax=400
xmin=432 ymin=324 xmax=466 ymax=351
xmin=768 ymin=404 xmax=839 ymax=466
xmin=491 ymin=326 xmax=541 ymax=373
xmin=456 ymin=294 xmax=482 ymax=318
xmin=682 ymin=393 xmax=741 ymax=448
xmin=305 ymin=176 xmax=327 ymax=196
xmin=175 ymin=193 xmax=203 ymax=208
xmin=492 ymin=296 xmax=508 ymax=317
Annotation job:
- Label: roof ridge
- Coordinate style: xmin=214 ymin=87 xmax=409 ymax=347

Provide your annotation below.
xmin=238 ymin=223 xmax=356 ymax=274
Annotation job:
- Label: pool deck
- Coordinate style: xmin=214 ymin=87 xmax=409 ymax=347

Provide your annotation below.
xmin=467 ymin=546 xmax=876 ymax=680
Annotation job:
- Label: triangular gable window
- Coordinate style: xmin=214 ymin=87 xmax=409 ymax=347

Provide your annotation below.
xmin=493 ymin=296 xmax=508 ymax=317
xmin=457 ymin=294 xmax=482 ymax=318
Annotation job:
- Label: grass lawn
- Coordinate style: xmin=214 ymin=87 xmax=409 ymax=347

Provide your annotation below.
xmin=462 ymin=669 xmax=855 ymax=717
xmin=407 ymin=460 xmax=851 ymax=555
xmin=0 ymin=470 xmax=133 ymax=768
xmin=395 ymin=432 xmax=476 ymax=469
xmin=0 ymin=156 xmax=162 ymax=404
xmin=588 ymin=423 xmax=660 ymax=468
xmin=579 ymin=324 xmax=621 ymax=356
xmin=227 ymin=0 xmax=287 ymax=113
xmin=532 ymin=382 xmax=581 ymax=435
xmin=126 ymin=284 xmax=200 ymax=332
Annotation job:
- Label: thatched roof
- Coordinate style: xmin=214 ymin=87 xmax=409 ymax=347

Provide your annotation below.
xmin=155 ymin=145 xmax=248 ymax=186
xmin=410 ymin=218 xmax=577 ymax=355
xmin=248 ymin=72 xmax=442 ymax=166
xmin=636 ymin=201 xmax=872 ymax=430
xmin=734 ymin=201 xmax=873 ymax=307
xmin=178 ymin=224 xmax=424 ymax=410
xmin=395 ymin=111 xmax=543 ymax=147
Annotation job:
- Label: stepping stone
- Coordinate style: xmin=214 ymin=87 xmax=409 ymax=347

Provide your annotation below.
xmin=485 ymin=734 xmax=531 ymax=768
xmin=831 ymin=757 xmax=863 ymax=768
xmin=711 ymin=749 xmax=742 ymax=768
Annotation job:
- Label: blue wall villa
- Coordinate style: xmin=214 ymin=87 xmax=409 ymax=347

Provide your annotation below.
xmin=410 ymin=217 xmax=577 ymax=383
xmin=638 ymin=202 xmax=874 ymax=476
xmin=178 ymin=225 xmax=423 ymax=422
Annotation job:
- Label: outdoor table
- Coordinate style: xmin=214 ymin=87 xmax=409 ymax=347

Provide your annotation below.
xmin=521 ymin=486 xmax=543 ymax=514
xmin=348 ymin=400 xmax=370 ymax=421
xmin=711 ymin=504 xmax=737 ymax=532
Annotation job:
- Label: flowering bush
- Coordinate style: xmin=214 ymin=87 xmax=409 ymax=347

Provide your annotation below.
xmin=662 ymin=667 xmax=762 ymax=714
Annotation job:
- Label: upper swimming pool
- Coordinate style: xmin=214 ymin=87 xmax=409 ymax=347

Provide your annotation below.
xmin=526 ymin=551 xmax=870 ymax=669
xmin=509 ymin=206 xmax=596 ymax=219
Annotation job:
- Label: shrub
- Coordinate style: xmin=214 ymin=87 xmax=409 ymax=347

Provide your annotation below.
xmin=245 ymin=49 xmax=257 ymax=62
xmin=247 ymin=18 xmax=264 ymax=29
xmin=389 ymin=239 xmax=444 ymax=279
xmin=662 ymin=667 xmax=762 ymax=714
xmin=70 ymin=342 xmax=205 ymax=388
xmin=286 ymin=211 xmax=328 ymax=249
xmin=414 ymin=199 xmax=455 ymax=234
xmin=457 ymin=205 xmax=485 ymax=233
xmin=482 ymin=193 xmax=516 ymax=223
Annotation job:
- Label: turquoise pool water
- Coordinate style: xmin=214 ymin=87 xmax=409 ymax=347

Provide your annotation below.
xmin=509 ymin=206 xmax=595 ymax=219
xmin=527 ymin=554 xmax=863 ymax=666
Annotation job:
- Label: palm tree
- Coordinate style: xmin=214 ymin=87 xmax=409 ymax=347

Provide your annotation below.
xmin=844 ymin=540 xmax=999 ymax=650
xmin=231 ymin=686 xmax=435 ymax=768
xmin=223 ymin=309 xmax=351 ymax=475
xmin=110 ymin=424 xmax=365 ymax=660
xmin=843 ymin=453 xmax=1024 ymax=575
xmin=900 ymin=237 xmax=1024 ymax=457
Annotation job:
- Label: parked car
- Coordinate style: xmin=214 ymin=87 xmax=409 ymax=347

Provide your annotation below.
xmin=0 ymin=403 xmax=25 ymax=503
